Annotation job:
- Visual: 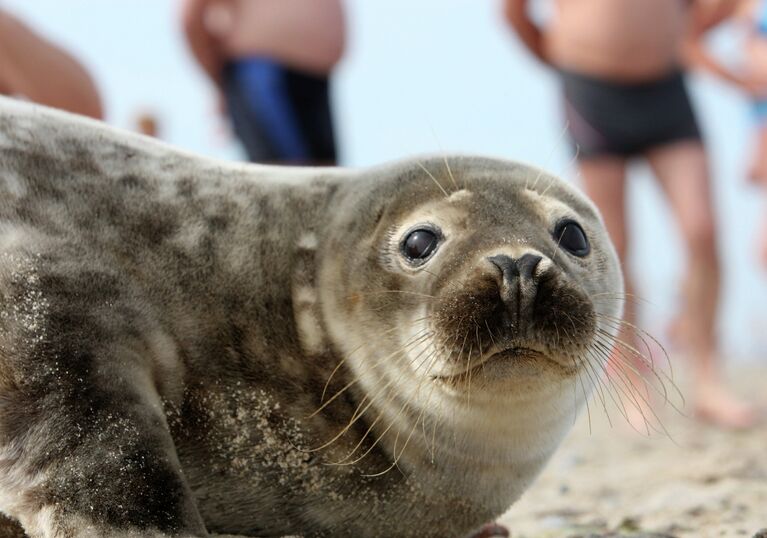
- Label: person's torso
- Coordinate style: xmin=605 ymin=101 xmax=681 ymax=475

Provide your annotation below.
xmin=744 ymin=0 xmax=767 ymax=82
xmin=204 ymin=0 xmax=345 ymax=75
xmin=547 ymin=0 xmax=689 ymax=81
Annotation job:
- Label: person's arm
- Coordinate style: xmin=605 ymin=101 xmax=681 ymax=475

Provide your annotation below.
xmin=180 ymin=0 xmax=225 ymax=87
xmin=0 ymin=10 xmax=103 ymax=119
xmin=503 ymin=0 xmax=548 ymax=64
xmin=683 ymin=0 xmax=767 ymax=92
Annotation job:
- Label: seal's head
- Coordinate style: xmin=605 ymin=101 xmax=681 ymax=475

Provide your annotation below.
xmin=318 ymin=155 xmax=622 ymax=484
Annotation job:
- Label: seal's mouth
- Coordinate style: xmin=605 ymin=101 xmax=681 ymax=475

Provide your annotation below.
xmin=432 ymin=345 xmax=549 ymax=383
xmin=480 ymin=346 xmax=546 ymax=364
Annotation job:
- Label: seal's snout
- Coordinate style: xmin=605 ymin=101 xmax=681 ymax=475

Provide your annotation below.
xmin=487 ymin=253 xmax=542 ymax=282
xmin=487 ymin=253 xmax=542 ymax=321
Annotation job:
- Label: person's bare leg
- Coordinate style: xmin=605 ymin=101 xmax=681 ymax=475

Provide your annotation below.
xmin=748 ymin=125 xmax=767 ymax=184
xmin=579 ymin=156 xmax=655 ymax=432
xmin=0 ymin=9 xmax=103 ymax=119
xmin=748 ymin=126 xmax=767 ymax=268
xmin=758 ymin=200 xmax=767 ymax=269
xmin=647 ymin=140 xmax=756 ymax=428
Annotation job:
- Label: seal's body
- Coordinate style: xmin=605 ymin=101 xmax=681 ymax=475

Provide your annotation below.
xmin=0 ymin=98 xmax=623 ymax=538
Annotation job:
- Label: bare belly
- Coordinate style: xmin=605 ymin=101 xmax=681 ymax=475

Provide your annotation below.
xmin=745 ymin=35 xmax=767 ymax=83
xmin=547 ymin=0 xmax=686 ymax=81
xmin=205 ymin=0 xmax=345 ymax=74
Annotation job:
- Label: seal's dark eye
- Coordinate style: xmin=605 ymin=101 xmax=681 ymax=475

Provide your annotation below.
xmin=402 ymin=229 xmax=439 ymax=261
xmin=554 ymin=220 xmax=590 ymax=257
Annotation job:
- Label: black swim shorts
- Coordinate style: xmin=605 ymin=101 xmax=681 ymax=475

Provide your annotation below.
xmin=560 ymin=69 xmax=701 ymax=158
xmin=222 ymin=58 xmax=338 ymax=165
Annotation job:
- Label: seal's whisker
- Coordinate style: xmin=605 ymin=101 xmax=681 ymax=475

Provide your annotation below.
xmin=365 ymin=366 xmax=442 ymax=477
xmin=597 ymin=333 xmax=686 ymax=415
xmin=596 ymin=313 xmax=676 ymax=382
xmin=590 ymin=344 xmax=655 ymax=435
xmin=595 ymin=317 xmax=659 ymax=372
xmin=351 ymin=290 xmax=437 ymax=299
xmin=584 ymin=348 xmax=628 ymax=428
xmin=584 ymin=347 xmax=635 ymax=426
xmin=320 ymin=324 xmax=409 ymax=402
xmin=591 ymin=291 xmax=652 ymax=306
xmin=329 ymin=362 xmax=431 ymax=467
xmin=465 ymin=343 xmax=475 ymax=407
xmin=590 ymin=340 xmax=676 ymax=438
xmin=576 ymin=352 xmax=594 ymax=434
xmin=314 ymin=328 xmax=436 ymax=454
xmin=550 ymin=218 xmax=567 ymax=262
xmin=530 ymin=121 xmax=570 ymax=191
xmin=422 ymin=323 xmax=469 ymax=461
xmin=593 ymin=322 xmax=684 ymax=408
xmin=592 ymin=321 xmax=659 ymax=374
xmin=541 ymin=141 xmax=579 ymax=197
xmin=588 ymin=349 xmax=637 ymax=428
xmin=592 ymin=336 xmax=659 ymax=406
xmin=305 ymin=394 xmax=376 ymax=454
xmin=311 ymin=330 xmax=432 ymax=418
xmin=327 ymin=346 xmax=439 ymax=465
xmin=472 ymin=321 xmax=490 ymax=380
xmin=416 ymin=161 xmax=449 ymax=198
xmin=595 ymin=331 xmax=659 ymax=395
xmin=569 ymin=356 xmax=580 ymax=426
xmin=580 ymin=350 xmax=613 ymax=426
xmin=442 ymin=155 xmax=459 ymax=191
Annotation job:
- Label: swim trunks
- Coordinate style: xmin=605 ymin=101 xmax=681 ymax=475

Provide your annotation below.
xmin=753 ymin=100 xmax=767 ymax=125
xmin=560 ymin=69 xmax=701 ymax=158
xmin=222 ymin=58 xmax=337 ymax=164
xmin=750 ymin=1 xmax=767 ymax=124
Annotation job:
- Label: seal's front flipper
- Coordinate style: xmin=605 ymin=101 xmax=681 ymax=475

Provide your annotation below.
xmin=465 ymin=522 xmax=511 ymax=538
xmin=0 ymin=368 xmax=207 ymax=537
xmin=0 ymin=335 xmax=207 ymax=536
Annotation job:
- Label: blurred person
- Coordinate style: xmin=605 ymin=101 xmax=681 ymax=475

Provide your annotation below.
xmin=0 ymin=8 xmax=102 ymax=119
xmin=135 ymin=110 xmax=160 ymax=138
xmin=687 ymin=0 xmax=767 ymax=268
xmin=504 ymin=0 xmax=757 ymax=428
xmin=181 ymin=0 xmax=345 ymax=165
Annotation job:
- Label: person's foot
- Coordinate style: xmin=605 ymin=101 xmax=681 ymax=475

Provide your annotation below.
xmin=664 ymin=312 xmax=689 ymax=355
xmin=757 ymin=226 xmax=767 ymax=270
xmin=747 ymin=161 xmax=767 ymax=185
xmin=621 ymin=395 xmax=658 ymax=435
xmin=694 ymin=382 xmax=760 ymax=430
xmin=466 ymin=522 xmax=510 ymax=538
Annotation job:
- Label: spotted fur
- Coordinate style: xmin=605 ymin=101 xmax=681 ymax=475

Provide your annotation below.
xmin=0 ymin=98 xmax=622 ymax=538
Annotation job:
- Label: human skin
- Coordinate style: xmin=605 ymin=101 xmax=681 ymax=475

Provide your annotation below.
xmin=687 ymin=0 xmax=767 ymax=265
xmin=0 ymin=9 xmax=103 ymax=119
xmin=505 ymin=0 xmax=757 ymax=428
xmin=504 ymin=0 xmax=686 ymax=80
xmin=180 ymin=0 xmax=345 ymax=87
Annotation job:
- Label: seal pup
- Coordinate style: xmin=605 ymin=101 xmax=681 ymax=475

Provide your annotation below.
xmin=0 ymin=97 xmax=623 ymax=538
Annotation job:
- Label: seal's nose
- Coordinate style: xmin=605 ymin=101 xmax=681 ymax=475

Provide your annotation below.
xmin=487 ymin=253 xmax=542 ymax=283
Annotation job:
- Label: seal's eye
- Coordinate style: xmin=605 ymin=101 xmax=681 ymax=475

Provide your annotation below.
xmin=402 ymin=228 xmax=439 ymax=262
xmin=554 ymin=220 xmax=590 ymax=257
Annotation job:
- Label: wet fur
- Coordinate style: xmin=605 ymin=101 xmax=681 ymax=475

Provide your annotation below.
xmin=0 ymin=98 xmax=622 ymax=538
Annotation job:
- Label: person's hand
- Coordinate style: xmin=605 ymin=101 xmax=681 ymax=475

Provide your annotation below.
xmin=737 ymin=72 xmax=767 ymax=98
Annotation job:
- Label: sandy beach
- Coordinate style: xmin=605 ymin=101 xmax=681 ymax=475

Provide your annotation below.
xmin=0 ymin=365 xmax=763 ymax=538
xmin=500 ymin=364 xmax=767 ymax=538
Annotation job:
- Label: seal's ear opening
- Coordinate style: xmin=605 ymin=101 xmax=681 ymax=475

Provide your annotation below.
xmin=368 ymin=203 xmax=390 ymax=238
xmin=373 ymin=205 xmax=385 ymax=227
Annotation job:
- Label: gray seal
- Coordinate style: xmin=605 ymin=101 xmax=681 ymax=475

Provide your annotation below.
xmin=0 ymin=97 xmax=622 ymax=538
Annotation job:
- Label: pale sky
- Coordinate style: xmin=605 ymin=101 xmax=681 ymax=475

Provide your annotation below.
xmin=5 ymin=0 xmax=767 ymax=359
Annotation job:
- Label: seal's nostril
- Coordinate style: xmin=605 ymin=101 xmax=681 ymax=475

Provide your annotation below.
xmin=516 ymin=253 xmax=542 ymax=280
xmin=487 ymin=254 xmax=541 ymax=282
xmin=487 ymin=254 xmax=518 ymax=279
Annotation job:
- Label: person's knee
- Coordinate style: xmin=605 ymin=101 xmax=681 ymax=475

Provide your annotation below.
xmin=683 ymin=214 xmax=717 ymax=261
xmin=608 ymin=233 xmax=628 ymax=265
